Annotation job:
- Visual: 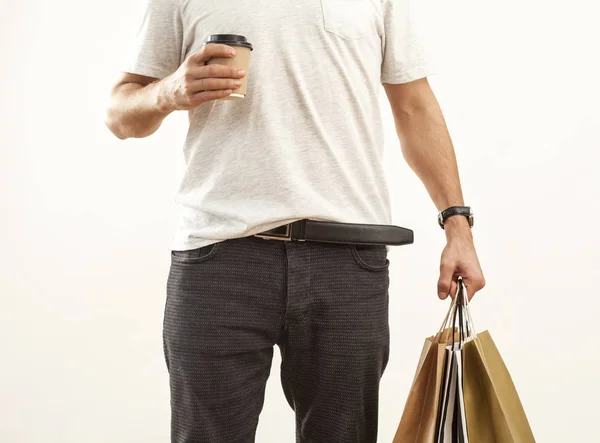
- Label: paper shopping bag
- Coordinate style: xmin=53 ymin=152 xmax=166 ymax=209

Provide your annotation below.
xmin=392 ymin=332 xmax=449 ymax=443
xmin=394 ymin=278 xmax=468 ymax=443
xmin=463 ymin=331 xmax=536 ymax=443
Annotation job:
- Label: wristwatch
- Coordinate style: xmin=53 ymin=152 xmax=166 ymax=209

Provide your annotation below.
xmin=438 ymin=206 xmax=474 ymax=229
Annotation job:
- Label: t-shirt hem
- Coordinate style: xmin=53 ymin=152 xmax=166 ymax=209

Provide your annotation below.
xmin=169 ymin=217 xmax=310 ymax=252
xmin=171 ymin=239 xmax=222 ymax=252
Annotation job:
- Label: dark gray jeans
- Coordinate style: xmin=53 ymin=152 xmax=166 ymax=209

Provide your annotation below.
xmin=164 ymin=234 xmax=390 ymax=443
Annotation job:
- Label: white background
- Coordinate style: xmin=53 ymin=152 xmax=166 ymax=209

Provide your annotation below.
xmin=1 ymin=0 xmax=599 ymax=441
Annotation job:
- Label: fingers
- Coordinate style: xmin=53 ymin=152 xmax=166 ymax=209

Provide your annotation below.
xmin=190 ymin=89 xmax=234 ymax=105
xmin=438 ymin=260 xmax=455 ymax=300
xmin=175 ymin=46 xmax=247 ymax=109
xmin=176 ymin=64 xmax=246 ymax=108
xmin=448 ymin=279 xmax=458 ymax=300
xmin=188 ymin=43 xmax=237 ymax=65
xmin=189 ymin=77 xmax=242 ymax=93
xmin=187 ymin=63 xmax=246 ymax=81
xmin=440 ymin=273 xmax=486 ymax=302
xmin=462 ymin=274 xmax=486 ymax=301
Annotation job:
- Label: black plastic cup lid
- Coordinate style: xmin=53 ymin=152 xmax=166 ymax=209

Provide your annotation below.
xmin=205 ymin=34 xmax=253 ymax=51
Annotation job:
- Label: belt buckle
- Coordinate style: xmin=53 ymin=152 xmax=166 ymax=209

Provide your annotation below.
xmin=254 ymin=223 xmax=293 ymax=241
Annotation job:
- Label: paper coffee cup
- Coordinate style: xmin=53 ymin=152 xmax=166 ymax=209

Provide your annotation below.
xmin=203 ymin=34 xmax=253 ymax=100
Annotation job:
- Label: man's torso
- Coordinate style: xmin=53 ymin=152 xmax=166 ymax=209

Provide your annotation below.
xmin=169 ymin=0 xmax=392 ymax=249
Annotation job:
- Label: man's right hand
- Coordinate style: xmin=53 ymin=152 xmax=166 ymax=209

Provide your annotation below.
xmin=105 ymin=43 xmax=246 ymax=139
xmin=160 ymin=43 xmax=247 ymax=112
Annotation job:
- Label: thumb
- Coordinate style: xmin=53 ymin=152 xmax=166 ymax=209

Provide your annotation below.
xmin=188 ymin=46 xmax=211 ymax=65
xmin=189 ymin=43 xmax=232 ymax=65
xmin=438 ymin=262 xmax=454 ymax=300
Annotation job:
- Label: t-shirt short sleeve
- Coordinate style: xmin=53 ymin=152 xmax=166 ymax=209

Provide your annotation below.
xmin=380 ymin=0 xmax=435 ymax=84
xmin=122 ymin=0 xmax=184 ymax=79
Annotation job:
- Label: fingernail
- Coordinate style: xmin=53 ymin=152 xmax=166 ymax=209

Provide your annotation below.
xmin=229 ymin=48 xmax=236 ymax=55
xmin=238 ymin=69 xmax=246 ymax=76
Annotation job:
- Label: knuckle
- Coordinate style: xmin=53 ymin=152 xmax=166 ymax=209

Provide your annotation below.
xmin=205 ymin=65 xmax=217 ymax=77
xmin=185 ymin=57 xmax=197 ymax=70
xmin=191 ymin=93 xmax=205 ymax=105
xmin=202 ymin=79 xmax=215 ymax=90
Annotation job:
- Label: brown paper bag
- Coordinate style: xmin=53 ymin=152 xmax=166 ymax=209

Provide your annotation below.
xmin=463 ymin=331 xmax=536 ymax=443
xmin=393 ymin=328 xmax=455 ymax=443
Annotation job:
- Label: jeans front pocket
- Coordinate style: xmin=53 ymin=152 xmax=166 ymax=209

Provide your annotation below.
xmin=320 ymin=0 xmax=379 ymax=40
xmin=171 ymin=241 xmax=221 ymax=264
xmin=350 ymin=243 xmax=390 ymax=272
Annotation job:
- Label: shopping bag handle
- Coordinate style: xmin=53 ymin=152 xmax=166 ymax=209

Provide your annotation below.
xmin=435 ymin=277 xmax=478 ymax=342
xmin=436 ymin=277 xmax=463 ymax=338
xmin=460 ymin=278 xmax=478 ymax=339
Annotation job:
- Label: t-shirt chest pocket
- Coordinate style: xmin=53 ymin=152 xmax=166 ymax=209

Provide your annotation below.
xmin=320 ymin=0 xmax=379 ymax=40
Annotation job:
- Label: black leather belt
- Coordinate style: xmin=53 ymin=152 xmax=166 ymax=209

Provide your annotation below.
xmin=253 ymin=219 xmax=413 ymax=246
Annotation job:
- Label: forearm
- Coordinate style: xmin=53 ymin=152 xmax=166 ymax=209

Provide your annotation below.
xmin=384 ymin=80 xmax=484 ymax=298
xmin=105 ymin=79 xmax=174 ymax=140
xmin=393 ymin=98 xmax=472 ymax=238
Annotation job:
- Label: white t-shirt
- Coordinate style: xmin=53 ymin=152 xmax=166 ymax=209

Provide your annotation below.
xmin=123 ymin=0 xmax=433 ymax=250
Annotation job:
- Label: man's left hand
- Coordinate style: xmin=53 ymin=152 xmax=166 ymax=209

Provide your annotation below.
xmin=437 ymin=216 xmax=485 ymax=301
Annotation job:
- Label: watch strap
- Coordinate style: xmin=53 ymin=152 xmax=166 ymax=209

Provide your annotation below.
xmin=438 ymin=206 xmax=473 ymax=229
